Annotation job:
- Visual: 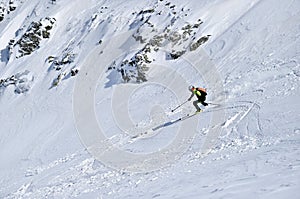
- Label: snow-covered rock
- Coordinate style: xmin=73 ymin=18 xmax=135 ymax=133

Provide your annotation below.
xmin=0 ymin=0 xmax=299 ymax=198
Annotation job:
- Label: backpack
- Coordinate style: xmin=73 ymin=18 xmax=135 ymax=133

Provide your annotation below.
xmin=196 ymin=87 xmax=207 ymax=96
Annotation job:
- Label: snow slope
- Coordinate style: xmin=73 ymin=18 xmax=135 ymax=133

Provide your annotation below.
xmin=0 ymin=0 xmax=299 ymax=198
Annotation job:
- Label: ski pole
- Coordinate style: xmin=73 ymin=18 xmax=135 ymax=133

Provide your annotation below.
xmin=171 ymin=100 xmax=189 ymax=112
xmin=206 ymin=102 xmax=222 ymax=106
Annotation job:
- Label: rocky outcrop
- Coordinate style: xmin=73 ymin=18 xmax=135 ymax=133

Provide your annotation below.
xmin=0 ymin=0 xmax=17 ymax=22
xmin=0 ymin=70 xmax=33 ymax=94
xmin=107 ymin=2 xmax=211 ymax=84
xmin=14 ymin=17 xmax=56 ymax=58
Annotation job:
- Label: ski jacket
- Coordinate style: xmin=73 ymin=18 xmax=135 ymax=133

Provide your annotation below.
xmin=193 ymin=87 xmax=207 ymax=97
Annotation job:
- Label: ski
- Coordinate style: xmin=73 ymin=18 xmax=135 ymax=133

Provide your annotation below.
xmin=179 ymin=110 xmax=202 ymax=121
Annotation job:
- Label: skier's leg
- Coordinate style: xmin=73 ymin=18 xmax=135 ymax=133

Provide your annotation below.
xmin=199 ymin=96 xmax=208 ymax=106
xmin=193 ymin=100 xmax=201 ymax=111
xmin=200 ymin=101 xmax=208 ymax=106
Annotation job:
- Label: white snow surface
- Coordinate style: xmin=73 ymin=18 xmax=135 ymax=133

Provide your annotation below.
xmin=0 ymin=0 xmax=300 ymax=198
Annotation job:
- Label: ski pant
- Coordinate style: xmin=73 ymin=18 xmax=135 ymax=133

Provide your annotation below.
xmin=193 ymin=99 xmax=207 ymax=111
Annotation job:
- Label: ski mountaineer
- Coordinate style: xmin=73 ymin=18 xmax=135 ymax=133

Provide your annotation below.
xmin=188 ymin=85 xmax=208 ymax=112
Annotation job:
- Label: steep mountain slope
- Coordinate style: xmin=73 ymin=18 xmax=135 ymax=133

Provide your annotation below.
xmin=0 ymin=0 xmax=299 ymax=198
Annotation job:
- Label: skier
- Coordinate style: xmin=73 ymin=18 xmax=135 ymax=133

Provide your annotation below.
xmin=188 ymin=85 xmax=208 ymax=112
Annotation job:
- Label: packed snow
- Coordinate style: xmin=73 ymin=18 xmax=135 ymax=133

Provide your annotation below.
xmin=0 ymin=0 xmax=299 ymax=198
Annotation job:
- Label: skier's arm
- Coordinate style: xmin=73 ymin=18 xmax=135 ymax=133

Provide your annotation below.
xmin=188 ymin=93 xmax=194 ymax=101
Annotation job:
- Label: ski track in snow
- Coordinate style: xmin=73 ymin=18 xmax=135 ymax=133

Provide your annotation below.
xmin=0 ymin=0 xmax=300 ymax=198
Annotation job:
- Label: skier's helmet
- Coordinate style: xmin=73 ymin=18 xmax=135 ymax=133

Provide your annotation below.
xmin=188 ymin=85 xmax=194 ymax=91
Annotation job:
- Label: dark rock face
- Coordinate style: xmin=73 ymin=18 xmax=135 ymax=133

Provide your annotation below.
xmin=14 ymin=17 xmax=56 ymax=58
xmin=107 ymin=3 xmax=210 ymax=84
